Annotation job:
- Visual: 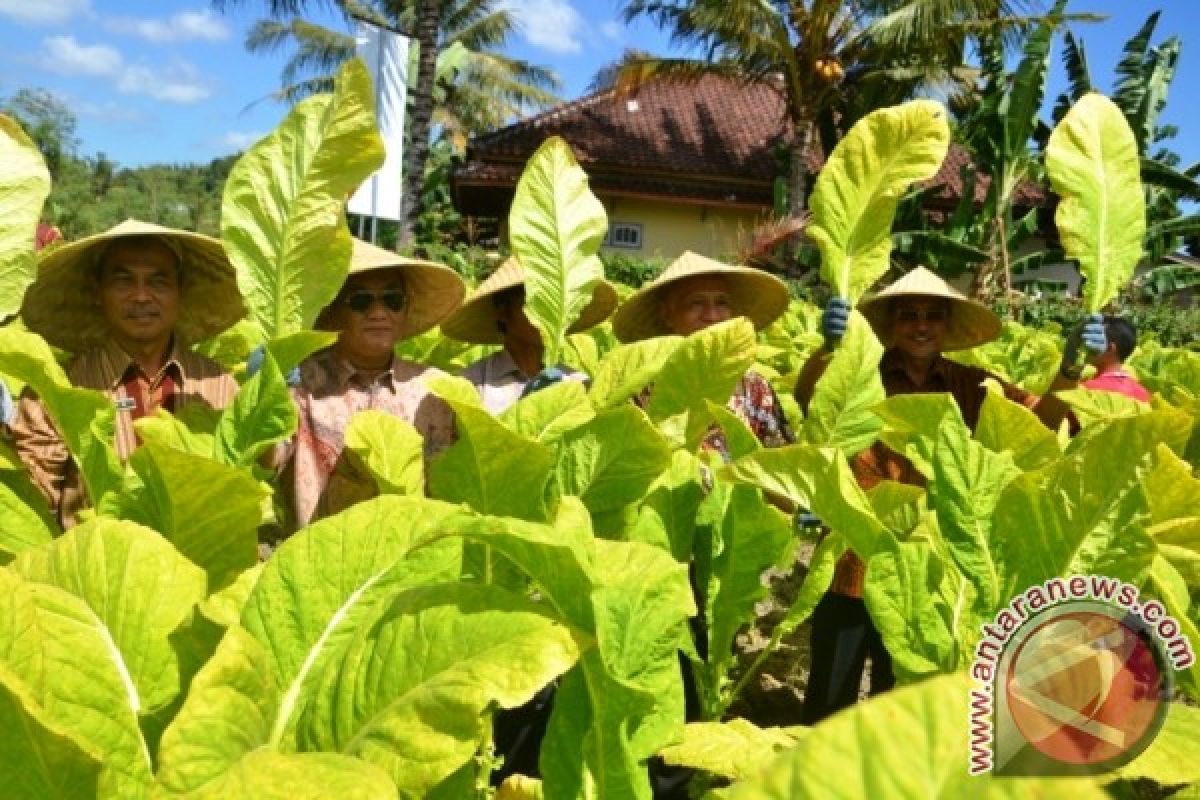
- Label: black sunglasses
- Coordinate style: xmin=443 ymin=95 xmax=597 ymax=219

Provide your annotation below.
xmin=342 ymin=289 xmax=406 ymax=313
xmin=894 ymin=308 xmax=948 ymax=323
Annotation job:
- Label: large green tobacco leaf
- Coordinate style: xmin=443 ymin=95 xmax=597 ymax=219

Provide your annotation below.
xmin=974 ymin=383 xmax=1061 ymax=471
xmin=428 ymin=387 xmax=555 ymax=521
xmin=508 ymin=136 xmax=607 ymax=366
xmin=658 ymin=719 xmax=801 ymax=783
xmin=221 ymin=58 xmax=384 ymax=341
xmin=266 ymin=330 xmax=338 ymax=375
xmin=238 ymin=497 xmax=464 ymax=750
xmin=448 ymin=499 xmax=694 ymax=799
xmin=1045 ymin=92 xmax=1146 ymax=312
xmin=552 ymin=405 xmax=671 ymax=515
xmin=802 ymin=311 xmax=885 ymax=456
xmin=0 ymin=328 xmax=123 ymax=503
xmin=157 ymin=750 xmax=398 ymax=800
xmin=499 ymin=379 xmax=595 ymax=443
xmin=13 ymin=518 xmax=207 ymax=718
xmin=0 ymin=663 xmax=103 ymax=799
xmin=1114 ymin=703 xmax=1200 ymax=787
xmin=0 ymin=568 xmax=154 ymax=798
xmin=134 ymin=409 xmax=218 ymax=460
xmin=693 ymin=484 xmax=792 ymax=716
xmin=297 ymin=583 xmax=584 ymax=796
xmin=154 ymin=626 xmax=399 ymax=800
xmin=875 ymin=393 xmax=1021 ymax=613
xmin=994 ymin=413 xmax=1177 ymax=598
xmin=99 ymin=441 xmax=264 ymax=590
xmin=0 ymin=441 xmax=57 ymax=562
xmin=629 ymin=450 xmax=706 ymax=561
xmin=540 ymin=537 xmax=695 ymax=800
xmin=723 ymin=673 xmax=1108 ymax=799
xmin=0 ymin=114 xmax=51 ymax=316
xmin=215 ymin=349 xmax=298 ymax=467
xmin=721 ymin=445 xmax=892 ymax=564
xmin=645 ymin=318 xmax=757 ymax=449
xmin=343 ymin=410 xmax=425 ymax=495
xmin=863 ymin=537 xmax=961 ymax=681
xmin=808 ymin=99 xmax=951 ymax=301
xmin=588 ymin=336 xmax=682 ymax=412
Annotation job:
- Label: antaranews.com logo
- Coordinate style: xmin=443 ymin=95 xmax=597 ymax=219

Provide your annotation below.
xmin=967 ymin=575 xmax=1194 ymax=777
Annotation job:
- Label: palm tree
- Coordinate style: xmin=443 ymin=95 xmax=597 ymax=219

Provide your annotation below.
xmin=617 ymin=0 xmax=1055 ymax=216
xmin=213 ymin=0 xmax=560 ymax=243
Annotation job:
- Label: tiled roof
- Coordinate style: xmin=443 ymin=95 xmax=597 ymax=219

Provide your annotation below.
xmin=452 ymin=73 xmax=1046 ymax=215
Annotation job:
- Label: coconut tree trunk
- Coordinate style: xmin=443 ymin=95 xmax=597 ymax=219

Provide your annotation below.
xmin=398 ymin=0 xmax=440 ymax=245
xmin=789 ymin=118 xmax=815 ymax=217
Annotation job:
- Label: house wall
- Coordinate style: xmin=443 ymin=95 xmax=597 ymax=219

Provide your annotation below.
xmin=597 ymin=196 xmax=767 ymax=262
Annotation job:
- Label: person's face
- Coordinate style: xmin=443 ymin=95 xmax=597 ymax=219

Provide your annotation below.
xmin=661 ymin=276 xmax=733 ymax=336
xmin=327 ymin=270 xmax=407 ymax=364
xmin=890 ymin=296 xmax=949 ymax=361
xmin=97 ymin=240 xmax=181 ymax=350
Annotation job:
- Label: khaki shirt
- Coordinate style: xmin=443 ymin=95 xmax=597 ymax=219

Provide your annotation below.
xmin=11 ymin=338 xmax=237 ymax=528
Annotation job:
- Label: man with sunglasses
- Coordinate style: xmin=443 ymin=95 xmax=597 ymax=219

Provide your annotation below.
xmin=793 ymin=267 xmax=1075 ymax=724
xmin=272 ymin=238 xmax=465 ymax=531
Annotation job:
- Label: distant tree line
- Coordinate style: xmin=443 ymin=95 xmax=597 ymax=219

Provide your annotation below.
xmin=2 ymin=88 xmax=236 ymax=240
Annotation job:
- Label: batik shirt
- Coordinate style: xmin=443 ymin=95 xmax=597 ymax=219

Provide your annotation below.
xmin=279 ymin=348 xmax=456 ymax=529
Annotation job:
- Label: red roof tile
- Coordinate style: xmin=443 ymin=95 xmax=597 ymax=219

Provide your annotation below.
xmin=453 ymin=73 xmax=1046 ymax=215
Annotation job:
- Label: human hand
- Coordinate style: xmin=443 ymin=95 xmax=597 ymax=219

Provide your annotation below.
xmin=247 ymin=345 xmax=302 ymax=387
xmin=1061 ymin=314 xmax=1106 ymax=379
xmin=822 ymin=296 xmax=851 ymax=349
xmin=521 ymin=366 xmax=567 ymax=398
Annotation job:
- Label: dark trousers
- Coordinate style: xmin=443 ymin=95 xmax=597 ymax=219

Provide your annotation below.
xmin=802 ymin=592 xmax=895 ymax=725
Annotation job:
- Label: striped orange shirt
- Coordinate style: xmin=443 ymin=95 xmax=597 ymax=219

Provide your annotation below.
xmin=11 ymin=338 xmax=237 ymax=528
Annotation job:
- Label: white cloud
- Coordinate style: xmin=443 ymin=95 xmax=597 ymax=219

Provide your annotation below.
xmin=601 ymin=20 xmax=622 ymax=42
xmin=118 ymin=65 xmax=211 ymax=104
xmin=38 ymin=37 xmax=211 ymax=104
xmin=105 ymin=9 xmax=230 ymax=43
xmin=44 ymin=35 xmax=123 ymax=77
xmin=503 ymin=0 xmax=583 ymax=55
xmin=218 ymin=131 xmax=267 ymax=151
xmin=0 ymin=0 xmax=91 ymax=26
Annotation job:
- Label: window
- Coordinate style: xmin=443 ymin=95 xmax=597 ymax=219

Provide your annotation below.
xmin=604 ymin=222 xmax=643 ymax=250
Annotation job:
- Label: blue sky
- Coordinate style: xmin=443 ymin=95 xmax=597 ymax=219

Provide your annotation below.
xmin=0 ymin=1 xmax=1196 ymax=169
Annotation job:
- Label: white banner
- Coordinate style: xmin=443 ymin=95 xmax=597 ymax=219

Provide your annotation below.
xmin=347 ymin=20 xmax=409 ymax=222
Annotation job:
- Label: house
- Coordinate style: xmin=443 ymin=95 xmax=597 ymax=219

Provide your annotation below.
xmin=451 ymin=73 xmax=1044 ymax=265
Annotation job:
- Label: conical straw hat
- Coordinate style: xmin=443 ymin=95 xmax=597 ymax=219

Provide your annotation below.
xmin=611 ymin=250 xmax=790 ymax=342
xmin=331 ymin=238 xmax=466 ymax=339
xmin=858 ymin=266 xmax=1001 ymax=351
xmin=21 ymin=218 xmax=244 ymax=353
xmin=440 ymin=256 xmax=619 ymax=344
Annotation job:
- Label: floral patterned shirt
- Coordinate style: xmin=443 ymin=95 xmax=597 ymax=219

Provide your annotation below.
xmin=277 ymin=348 xmax=455 ymax=530
xmin=701 ymin=370 xmax=796 ymax=459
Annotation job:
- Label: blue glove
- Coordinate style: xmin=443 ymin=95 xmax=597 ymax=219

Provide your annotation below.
xmin=794 ymin=510 xmax=823 ymax=531
xmin=247 ymin=345 xmax=301 ymax=387
xmin=1062 ymin=314 xmax=1107 ymax=378
xmin=521 ymin=366 xmax=567 ymax=398
xmin=0 ymin=378 xmax=14 ymax=427
xmin=822 ymin=296 xmax=851 ymax=348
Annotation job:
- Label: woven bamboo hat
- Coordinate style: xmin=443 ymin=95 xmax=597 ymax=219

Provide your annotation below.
xmin=440 ymin=256 xmax=618 ymax=344
xmin=611 ymin=250 xmax=790 ymax=342
xmin=325 ymin=238 xmax=466 ymax=339
xmin=859 ymin=266 xmax=1001 ymax=351
xmin=21 ymin=218 xmax=244 ymax=353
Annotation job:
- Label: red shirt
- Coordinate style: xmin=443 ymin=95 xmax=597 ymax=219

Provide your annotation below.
xmin=1082 ymin=369 xmax=1151 ymax=403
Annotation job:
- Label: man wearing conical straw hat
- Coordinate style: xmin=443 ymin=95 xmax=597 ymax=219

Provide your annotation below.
xmin=272 ymin=238 xmax=466 ymax=530
xmin=441 ymin=256 xmax=618 ymax=414
xmin=794 ymin=268 xmax=1079 ymax=724
xmin=11 ymin=219 xmax=244 ymax=528
xmin=612 ymin=250 xmax=795 ymax=454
